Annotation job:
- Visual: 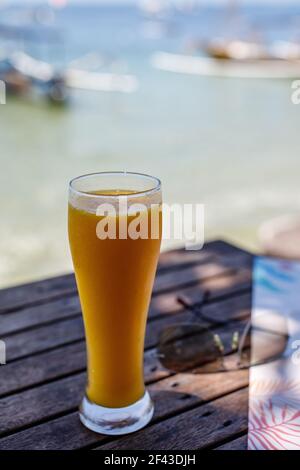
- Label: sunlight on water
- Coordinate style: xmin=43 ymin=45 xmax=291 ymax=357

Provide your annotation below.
xmin=1 ymin=4 xmax=300 ymax=286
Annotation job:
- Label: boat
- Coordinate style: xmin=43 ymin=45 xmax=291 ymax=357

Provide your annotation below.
xmin=150 ymin=0 xmax=300 ymax=81
xmin=65 ymin=68 xmax=138 ymax=94
xmin=0 ymin=51 xmax=139 ymax=104
xmin=200 ymin=38 xmax=300 ymax=62
xmin=0 ymin=5 xmax=138 ymax=104
xmin=151 ymin=51 xmax=300 ymax=79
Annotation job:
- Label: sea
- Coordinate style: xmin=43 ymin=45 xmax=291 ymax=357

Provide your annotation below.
xmin=1 ymin=2 xmax=300 ymax=287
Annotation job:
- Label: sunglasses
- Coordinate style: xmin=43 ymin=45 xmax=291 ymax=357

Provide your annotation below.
xmin=157 ymin=291 xmax=289 ymax=374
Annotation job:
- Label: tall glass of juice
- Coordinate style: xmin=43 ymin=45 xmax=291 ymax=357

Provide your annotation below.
xmin=68 ymin=172 xmax=162 ymax=435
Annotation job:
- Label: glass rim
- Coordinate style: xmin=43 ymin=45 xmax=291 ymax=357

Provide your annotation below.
xmin=69 ymin=171 xmax=161 ymax=199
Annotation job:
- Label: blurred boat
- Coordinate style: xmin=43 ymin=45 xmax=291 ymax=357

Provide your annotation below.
xmin=151 ymin=50 xmax=300 ymax=79
xmin=0 ymin=51 xmax=138 ymax=104
xmin=65 ymin=68 xmax=138 ymax=94
xmin=201 ymin=38 xmax=300 ymax=61
xmin=151 ymin=0 xmax=300 ymax=81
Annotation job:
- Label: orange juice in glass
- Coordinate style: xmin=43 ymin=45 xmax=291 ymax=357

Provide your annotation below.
xmin=68 ymin=172 xmax=162 ymax=435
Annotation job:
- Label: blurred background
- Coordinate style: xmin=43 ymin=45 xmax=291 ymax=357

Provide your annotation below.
xmin=0 ymin=0 xmax=300 ymax=287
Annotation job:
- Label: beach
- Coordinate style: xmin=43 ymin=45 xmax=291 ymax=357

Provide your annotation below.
xmin=1 ymin=3 xmax=300 ymax=286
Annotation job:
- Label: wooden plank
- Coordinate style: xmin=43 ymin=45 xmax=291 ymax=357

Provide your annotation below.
xmin=2 ymin=292 xmax=251 ymax=362
xmin=0 ymin=370 xmax=248 ymax=449
xmin=0 ymin=251 xmax=211 ymax=313
xmin=0 ymin=295 xmax=81 ymax=337
xmin=157 ymin=251 xmax=213 ymax=272
xmin=0 ymin=257 xmax=232 ymax=320
xmin=0 ymin=273 xmax=76 ymax=314
xmin=185 ymin=291 xmax=251 ymax=323
xmin=0 ymin=267 xmax=251 ymax=338
xmin=156 ymin=240 xmax=249 ymax=272
xmin=0 ymin=373 xmax=85 ymax=437
xmin=96 ymin=387 xmax=249 ymax=450
xmin=0 ymin=240 xmax=251 ymax=313
xmin=150 ymin=267 xmax=251 ymax=319
xmin=4 ymin=316 xmax=84 ymax=362
xmin=0 ymin=344 xmax=167 ymax=398
xmin=0 ymin=299 xmax=248 ymax=448
xmin=199 ymin=240 xmax=251 ymax=258
xmin=147 ymin=370 xmax=249 ymax=423
xmin=0 ymin=300 xmax=250 ymax=446
xmin=0 ymin=297 xmax=248 ymax=396
xmin=178 ymin=268 xmax=251 ymax=308
xmin=0 ymin=342 xmax=86 ymax=397
xmin=153 ymin=241 xmax=252 ymax=295
xmin=145 ymin=294 xmax=251 ymax=366
xmin=215 ymin=434 xmax=248 ymax=450
xmin=153 ymin=262 xmax=235 ymax=295
xmin=0 ymin=412 xmax=88 ymax=450
xmin=0 ymin=240 xmax=252 ymax=450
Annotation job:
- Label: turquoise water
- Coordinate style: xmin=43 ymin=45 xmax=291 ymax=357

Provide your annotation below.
xmin=1 ymin=4 xmax=300 ymax=286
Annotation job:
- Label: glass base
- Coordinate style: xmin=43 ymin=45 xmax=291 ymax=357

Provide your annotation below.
xmin=79 ymin=391 xmax=154 ymax=435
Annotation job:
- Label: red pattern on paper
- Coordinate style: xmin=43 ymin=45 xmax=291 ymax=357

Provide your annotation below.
xmin=248 ymin=379 xmax=300 ymax=450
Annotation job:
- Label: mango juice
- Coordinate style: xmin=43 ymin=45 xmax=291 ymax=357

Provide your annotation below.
xmin=68 ymin=192 xmax=162 ymax=408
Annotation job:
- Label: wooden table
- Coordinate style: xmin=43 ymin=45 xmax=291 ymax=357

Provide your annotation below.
xmin=0 ymin=240 xmax=253 ymax=450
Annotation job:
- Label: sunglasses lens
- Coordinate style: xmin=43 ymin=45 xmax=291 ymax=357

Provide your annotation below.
xmin=158 ymin=309 xmax=289 ymax=374
xmin=238 ymin=310 xmax=289 ymax=368
xmin=157 ymin=323 xmax=224 ymax=373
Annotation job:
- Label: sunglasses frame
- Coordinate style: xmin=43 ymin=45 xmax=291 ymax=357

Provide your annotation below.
xmin=157 ymin=291 xmax=289 ymax=374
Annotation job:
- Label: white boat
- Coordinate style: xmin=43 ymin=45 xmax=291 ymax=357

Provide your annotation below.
xmin=151 ymin=51 xmax=300 ymax=79
xmin=200 ymin=39 xmax=300 ymax=62
xmin=65 ymin=68 xmax=138 ymax=94
xmin=1 ymin=51 xmax=138 ymax=104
